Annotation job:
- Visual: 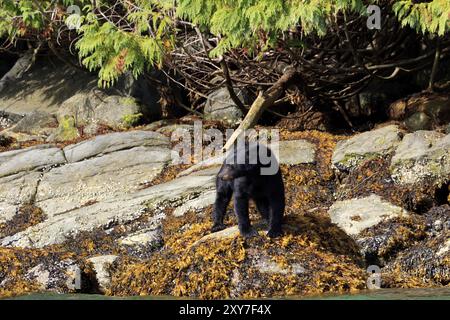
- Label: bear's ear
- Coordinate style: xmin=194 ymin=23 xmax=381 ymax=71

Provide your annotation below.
xmin=218 ymin=165 xmax=236 ymax=181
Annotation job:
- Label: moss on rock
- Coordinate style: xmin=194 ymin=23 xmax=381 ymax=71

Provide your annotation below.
xmin=49 ymin=116 xmax=79 ymax=142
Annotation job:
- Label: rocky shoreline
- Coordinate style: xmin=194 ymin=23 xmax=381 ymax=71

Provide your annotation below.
xmin=0 ymin=122 xmax=449 ymax=298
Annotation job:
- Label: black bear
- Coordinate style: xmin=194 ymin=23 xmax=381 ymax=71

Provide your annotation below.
xmin=211 ymin=140 xmax=285 ymax=238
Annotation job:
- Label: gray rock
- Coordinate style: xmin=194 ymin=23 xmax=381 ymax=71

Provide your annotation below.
xmin=156 ymin=124 xmax=194 ymax=136
xmin=1 ymin=194 xmax=163 ymax=248
xmin=63 ymin=130 xmax=169 ymax=163
xmin=142 ymin=120 xmax=173 ymax=131
xmin=173 ymin=190 xmax=216 ymax=217
xmin=272 ymin=140 xmax=316 ymax=165
xmin=57 ymin=92 xmax=144 ymax=130
xmin=404 ymin=112 xmax=432 ymax=131
xmin=0 ymin=59 xmax=162 ymax=121
xmin=119 ymin=228 xmax=162 ymax=247
xmin=328 ymin=194 xmax=408 ymax=236
xmin=36 ymin=146 xmax=171 ymax=217
xmin=390 ymin=131 xmax=450 ymax=185
xmin=0 ymin=111 xmax=23 ymax=129
xmin=88 ymin=255 xmax=118 ymax=293
xmin=143 ymin=169 xmax=216 ymax=211
xmin=0 ymin=172 xmax=41 ymax=223
xmin=52 ymin=91 xmax=96 ymax=123
xmin=332 ymin=125 xmax=403 ymax=171
xmin=204 ymin=87 xmax=246 ymax=126
xmin=10 ymin=111 xmax=57 ymax=135
xmin=2 ymin=169 xmax=215 ymax=248
xmin=95 ymin=96 xmax=143 ymax=129
xmin=0 ymin=144 xmax=66 ymax=178
xmin=0 ymin=60 xmax=97 ymax=115
xmin=24 ymin=259 xmax=81 ymax=293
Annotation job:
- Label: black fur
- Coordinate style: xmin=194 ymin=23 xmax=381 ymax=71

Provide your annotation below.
xmin=211 ymin=141 xmax=285 ymax=238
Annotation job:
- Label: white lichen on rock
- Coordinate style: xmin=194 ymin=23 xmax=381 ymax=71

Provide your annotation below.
xmin=390 ymin=131 xmax=450 ymax=185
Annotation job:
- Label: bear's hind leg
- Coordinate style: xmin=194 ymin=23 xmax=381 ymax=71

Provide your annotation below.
xmin=267 ymin=198 xmax=284 ymax=238
xmin=254 ymin=197 xmax=270 ymax=222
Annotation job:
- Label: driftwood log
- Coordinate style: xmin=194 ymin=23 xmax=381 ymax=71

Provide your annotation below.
xmin=223 ymin=67 xmax=300 ymax=150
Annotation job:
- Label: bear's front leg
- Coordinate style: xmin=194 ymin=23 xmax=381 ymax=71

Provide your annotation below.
xmin=211 ymin=184 xmax=232 ymax=233
xmin=234 ymin=194 xmax=257 ymax=238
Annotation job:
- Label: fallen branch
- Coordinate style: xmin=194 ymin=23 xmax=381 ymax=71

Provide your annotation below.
xmin=223 ymin=67 xmax=299 ymax=151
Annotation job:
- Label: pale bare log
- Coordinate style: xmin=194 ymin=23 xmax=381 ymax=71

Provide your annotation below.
xmin=223 ymin=67 xmax=299 ymax=151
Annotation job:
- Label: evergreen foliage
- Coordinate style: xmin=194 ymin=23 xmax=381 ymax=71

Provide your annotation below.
xmin=177 ymin=0 xmax=449 ymax=57
xmin=0 ymin=1 xmax=448 ymax=87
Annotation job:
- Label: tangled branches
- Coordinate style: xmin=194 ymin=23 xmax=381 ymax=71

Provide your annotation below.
xmin=1 ymin=1 xmax=449 ymax=124
xmin=171 ymin=6 xmax=450 ymax=117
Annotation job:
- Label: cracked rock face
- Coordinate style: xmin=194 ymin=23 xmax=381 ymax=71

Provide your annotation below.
xmin=0 ymin=131 xmax=180 ymax=248
xmin=36 ymin=146 xmax=171 ymax=217
xmin=0 ymin=172 xmax=41 ymax=223
xmin=63 ymin=130 xmax=169 ymax=163
xmin=0 ymin=145 xmax=66 ymax=178
xmin=1 ymin=166 xmax=215 ymax=248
